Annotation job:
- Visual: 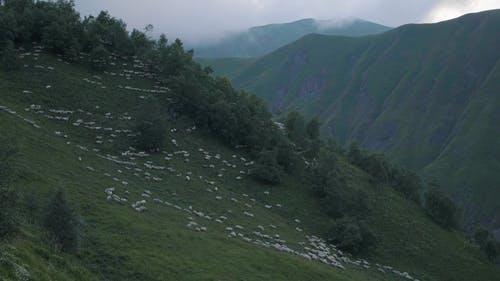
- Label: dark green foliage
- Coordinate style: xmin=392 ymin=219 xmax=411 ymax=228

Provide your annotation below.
xmin=134 ymin=101 xmax=166 ymax=152
xmin=306 ymin=117 xmax=320 ymax=139
xmin=306 ymin=147 xmax=369 ymax=218
xmin=306 ymin=148 xmax=339 ymax=197
xmin=285 ymin=111 xmax=306 ymax=146
xmin=89 ymin=44 xmax=110 ymax=70
xmin=474 ymin=229 xmax=499 ymax=261
xmin=0 ymin=5 xmax=16 ymax=44
xmin=319 ymin=188 xmax=369 ymax=219
xmin=389 ymin=168 xmax=422 ymax=204
xmin=43 ymin=190 xmax=82 ymax=252
xmin=250 ymin=150 xmax=282 ymax=185
xmin=82 ymin=11 xmax=133 ymax=56
xmin=167 ymin=71 xmax=280 ymax=158
xmin=0 ymin=1 xmax=147 ymax=60
xmin=0 ymin=40 xmax=20 ymax=71
xmin=304 ymin=138 xmax=321 ymax=159
xmin=424 ymin=190 xmax=460 ymax=229
xmin=283 ymin=112 xmax=321 ymax=159
xmin=38 ymin=0 xmax=82 ymax=56
xmin=348 ymin=142 xmax=422 ymax=203
xmin=327 ymin=217 xmax=377 ymax=254
xmin=347 ymin=143 xmax=390 ymax=184
xmin=130 ymin=25 xmax=154 ymax=56
xmin=146 ymin=38 xmax=192 ymax=77
xmin=0 ymin=188 xmax=19 ymax=238
xmin=276 ymin=140 xmax=301 ymax=174
xmin=347 ymin=143 xmax=363 ymax=166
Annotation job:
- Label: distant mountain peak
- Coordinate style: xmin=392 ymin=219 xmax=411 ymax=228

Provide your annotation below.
xmin=192 ymin=18 xmax=391 ymax=58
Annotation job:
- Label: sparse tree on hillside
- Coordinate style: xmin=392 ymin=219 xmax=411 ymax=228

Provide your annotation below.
xmin=0 ymin=40 xmax=20 ymax=71
xmin=0 ymin=137 xmax=18 ymax=185
xmin=251 ymin=150 xmax=283 ymax=185
xmin=327 ymin=216 xmax=376 ymax=254
xmin=130 ymin=27 xmax=154 ymax=56
xmin=0 ymin=138 xmax=19 ymax=238
xmin=285 ymin=111 xmax=306 ymax=146
xmin=306 ymin=117 xmax=320 ymax=139
xmin=43 ymin=190 xmax=82 ymax=253
xmin=276 ymin=140 xmax=301 ymax=174
xmin=390 ymin=167 xmax=422 ymax=203
xmin=0 ymin=188 xmax=19 ymax=238
xmin=89 ymin=44 xmax=109 ymax=70
xmin=424 ymin=189 xmax=460 ymax=229
xmin=134 ymin=101 xmax=166 ymax=152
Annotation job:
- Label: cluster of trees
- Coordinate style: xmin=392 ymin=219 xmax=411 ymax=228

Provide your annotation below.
xmin=0 ymin=0 xmax=157 ymax=68
xmin=346 ymin=143 xmax=463 ymax=230
xmin=347 ymin=143 xmax=421 ymax=203
xmin=304 ymin=143 xmax=376 ymax=254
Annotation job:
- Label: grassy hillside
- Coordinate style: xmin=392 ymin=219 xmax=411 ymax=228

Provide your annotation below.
xmin=205 ymin=10 xmax=500 ymax=236
xmin=190 ymin=18 xmax=390 ymax=58
xmin=0 ymin=44 xmax=499 ymax=281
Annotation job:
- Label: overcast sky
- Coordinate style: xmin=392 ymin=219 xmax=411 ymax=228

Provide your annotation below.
xmin=74 ymin=0 xmax=500 ymax=45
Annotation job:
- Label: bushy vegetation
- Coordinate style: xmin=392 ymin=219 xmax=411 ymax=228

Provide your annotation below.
xmin=346 ymin=142 xmax=463 ymax=233
xmin=473 ymin=228 xmax=500 ymax=261
xmin=250 ymin=149 xmax=283 ymax=184
xmin=43 ymin=190 xmax=82 ymax=253
xmin=327 ymin=216 xmax=377 ymax=254
xmin=305 ymin=147 xmax=365 ymax=217
xmin=134 ymin=100 xmax=167 ymax=152
xmin=0 ymin=137 xmax=17 ymax=186
xmin=424 ymin=189 xmax=461 ymax=229
xmin=347 ymin=143 xmax=421 ymax=203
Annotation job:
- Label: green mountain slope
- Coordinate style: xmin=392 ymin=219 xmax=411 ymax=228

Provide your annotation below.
xmin=191 ymin=18 xmax=391 ymax=58
xmin=1 ymin=47 xmax=499 ymax=281
xmin=206 ymin=10 xmax=500 ymax=236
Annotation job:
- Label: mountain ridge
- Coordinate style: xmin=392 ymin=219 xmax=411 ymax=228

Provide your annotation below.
xmin=191 ymin=18 xmax=391 ymax=58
